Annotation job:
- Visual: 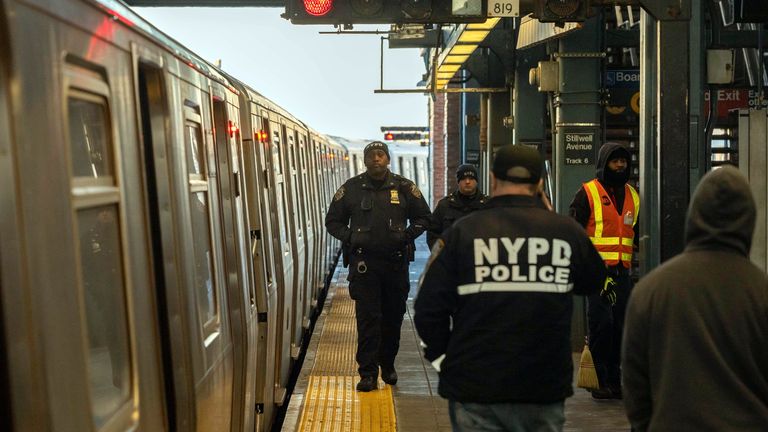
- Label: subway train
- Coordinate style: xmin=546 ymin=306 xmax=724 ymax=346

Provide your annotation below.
xmin=328 ymin=135 xmax=431 ymax=203
xmin=0 ymin=0 xmax=415 ymax=431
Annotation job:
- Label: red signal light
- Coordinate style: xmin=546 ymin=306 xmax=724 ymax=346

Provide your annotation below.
xmin=228 ymin=121 xmax=239 ymax=137
xmin=256 ymin=130 xmax=269 ymax=143
xmin=303 ymin=0 xmax=333 ymax=16
xmin=384 ymin=132 xmax=394 ymax=141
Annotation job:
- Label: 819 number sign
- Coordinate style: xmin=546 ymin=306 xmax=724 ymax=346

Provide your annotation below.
xmin=488 ymin=0 xmax=520 ymax=17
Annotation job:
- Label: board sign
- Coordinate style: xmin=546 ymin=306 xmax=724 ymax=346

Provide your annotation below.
xmin=563 ymin=132 xmax=596 ymax=165
xmin=466 ymin=150 xmax=480 ymax=163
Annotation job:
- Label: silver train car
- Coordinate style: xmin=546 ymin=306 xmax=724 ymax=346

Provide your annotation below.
xmin=0 ymin=0 xmax=348 ymax=431
xmin=328 ymin=136 xmax=431 ymax=203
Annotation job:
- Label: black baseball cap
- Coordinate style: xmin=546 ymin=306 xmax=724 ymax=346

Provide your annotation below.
xmin=492 ymin=145 xmax=543 ymax=184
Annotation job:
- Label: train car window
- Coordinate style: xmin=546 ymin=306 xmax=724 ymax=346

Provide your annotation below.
xmin=413 ymin=157 xmax=419 ymax=186
xmin=68 ymin=99 xmax=113 ymax=181
xmin=271 ymin=124 xmax=282 ymax=175
xmin=66 ymin=93 xmax=132 ymax=428
xmin=289 ymin=131 xmax=297 ymax=170
xmin=184 ymin=120 xmax=219 ymax=337
xmin=189 ymin=191 xmax=217 ymax=327
xmin=185 ymin=120 xmax=205 ymax=177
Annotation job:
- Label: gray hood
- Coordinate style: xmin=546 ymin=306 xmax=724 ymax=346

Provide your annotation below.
xmin=684 ymin=166 xmax=756 ymax=256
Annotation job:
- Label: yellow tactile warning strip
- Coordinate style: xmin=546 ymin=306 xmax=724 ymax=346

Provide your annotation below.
xmin=297 ymin=286 xmax=397 ymax=432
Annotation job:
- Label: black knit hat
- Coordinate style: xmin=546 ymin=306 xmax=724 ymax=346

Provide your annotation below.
xmin=492 ymin=145 xmax=543 ymax=184
xmin=456 ymin=164 xmax=478 ymax=182
xmin=364 ymin=141 xmax=390 ymax=160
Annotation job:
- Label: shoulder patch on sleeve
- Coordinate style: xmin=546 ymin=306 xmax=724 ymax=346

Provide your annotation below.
xmin=333 ymin=186 xmax=345 ymax=202
xmin=410 ymin=183 xmax=422 ymax=199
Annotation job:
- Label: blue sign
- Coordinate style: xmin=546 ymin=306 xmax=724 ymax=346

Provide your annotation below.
xmin=605 ymin=69 xmax=640 ymax=89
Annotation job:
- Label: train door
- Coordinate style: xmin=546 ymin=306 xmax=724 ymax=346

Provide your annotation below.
xmin=0 ymin=10 xmax=35 ymax=430
xmin=320 ymin=145 xmax=332 ymax=271
xmin=135 ymin=53 xmax=195 ymax=431
xmin=61 ymin=60 xmax=166 ymax=430
xmin=209 ymin=89 xmax=250 ymax=431
xmin=282 ymin=126 xmax=306 ymax=359
xmin=296 ymin=132 xmax=315 ymax=333
xmin=309 ymin=138 xmax=327 ymax=293
xmin=247 ymin=112 xmax=278 ymax=430
xmin=178 ymin=84 xmax=233 ymax=431
xmin=264 ymin=114 xmax=294 ymax=404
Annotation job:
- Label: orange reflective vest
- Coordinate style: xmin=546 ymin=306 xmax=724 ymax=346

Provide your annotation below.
xmin=584 ymin=179 xmax=639 ymax=268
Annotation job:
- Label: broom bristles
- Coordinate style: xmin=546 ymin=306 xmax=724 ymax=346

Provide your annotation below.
xmin=577 ymin=344 xmax=600 ymax=390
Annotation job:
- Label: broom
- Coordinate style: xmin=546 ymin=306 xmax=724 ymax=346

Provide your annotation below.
xmin=577 ymin=336 xmax=600 ymax=390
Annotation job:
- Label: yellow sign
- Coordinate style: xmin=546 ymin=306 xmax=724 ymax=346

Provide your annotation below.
xmin=630 ymin=92 xmax=640 ymax=114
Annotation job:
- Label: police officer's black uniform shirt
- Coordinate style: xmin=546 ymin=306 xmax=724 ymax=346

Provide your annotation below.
xmin=414 ymin=194 xmax=606 ymax=404
xmin=325 ymin=170 xmax=431 ymax=259
xmin=427 ymin=190 xmax=488 ymax=250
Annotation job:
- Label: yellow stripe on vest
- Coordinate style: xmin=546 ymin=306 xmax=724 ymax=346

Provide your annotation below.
xmin=585 ymin=181 xmax=603 ymax=238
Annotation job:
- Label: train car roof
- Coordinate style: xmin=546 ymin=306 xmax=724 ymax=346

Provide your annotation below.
xmin=225 ymin=76 xmax=307 ymax=128
xmin=103 ymin=1 xmax=345 ymax=153
xmin=100 ymin=0 xmax=235 ymax=91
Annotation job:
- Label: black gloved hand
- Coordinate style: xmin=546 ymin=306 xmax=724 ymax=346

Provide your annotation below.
xmin=601 ymin=276 xmax=617 ymax=306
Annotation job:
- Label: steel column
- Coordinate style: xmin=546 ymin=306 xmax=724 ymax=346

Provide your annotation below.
xmin=639 ymin=10 xmax=660 ymax=274
xmin=656 ymin=20 xmax=690 ymax=261
xmin=554 ymin=16 xmax=603 ymax=214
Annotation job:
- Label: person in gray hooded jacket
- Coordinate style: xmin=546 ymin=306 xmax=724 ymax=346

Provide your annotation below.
xmin=622 ymin=165 xmax=768 ymax=431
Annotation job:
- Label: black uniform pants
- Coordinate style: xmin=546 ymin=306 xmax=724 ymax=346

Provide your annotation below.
xmin=587 ymin=270 xmax=632 ymax=389
xmin=348 ymin=256 xmax=410 ymax=378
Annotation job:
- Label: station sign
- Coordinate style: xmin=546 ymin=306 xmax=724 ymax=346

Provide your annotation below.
xmin=605 ymin=70 xmax=640 ymax=89
xmin=563 ymin=132 xmax=596 ymax=165
xmin=466 ymin=149 xmax=480 ymax=163
xmin=605 ymin=69 xmax=640 ymax=122
xmin=703 ymin=89 xmax=768 ymax=119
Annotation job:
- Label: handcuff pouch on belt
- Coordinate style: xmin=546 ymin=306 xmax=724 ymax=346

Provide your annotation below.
xmin=356 ymin=260 xmax=368 ymax=274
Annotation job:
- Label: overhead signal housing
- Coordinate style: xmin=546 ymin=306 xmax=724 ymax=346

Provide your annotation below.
xmin=284 ymin=0 xmax=487 ymax=25
xmin=533 ymin=0 xmax=591 ymax=23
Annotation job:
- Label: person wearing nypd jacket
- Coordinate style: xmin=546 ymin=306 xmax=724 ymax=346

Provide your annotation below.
xmin=569 ymin=142 xmax=639 ymax=400
xmin=414 ymin=145 xmax=606 ymax=431
xmin=325 ymin=141 xmax=431 ymax=392
xmin=426 ymin=164 xmax=488 ymax=250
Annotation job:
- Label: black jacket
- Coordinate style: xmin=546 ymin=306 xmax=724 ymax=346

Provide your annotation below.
xmin=414 ymin=194 xmax=606 ymax=403
xmin=426 ymin=190 xmax=488 ymax=249
xmin=569 ymin=142 xmax=638 ymax=243
xmin=623 ymin=166 xmax=768 ymax=431
xmin=325 ymin=170 xmax=431 ymax=260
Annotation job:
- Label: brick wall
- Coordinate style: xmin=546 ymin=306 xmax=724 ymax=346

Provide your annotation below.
xmin=445 ymin=89 xmax=462 ymax=193
xmin=430 ymin=90 xmax=465 ymax=204
xmin=430 ymin=93 xmax=447 ymax=204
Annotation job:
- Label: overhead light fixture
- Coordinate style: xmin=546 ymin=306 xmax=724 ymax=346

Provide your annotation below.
xmin=431 ymin=17 xmax=500 ymax=89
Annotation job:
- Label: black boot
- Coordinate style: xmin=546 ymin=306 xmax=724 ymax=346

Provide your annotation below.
xmin=356 ymin=376 xmax=378 ymax=392
xmin=381 ymin=366 xmax=398 ymax=385
xmin=590 ymin=387 xmax=614 ymax=400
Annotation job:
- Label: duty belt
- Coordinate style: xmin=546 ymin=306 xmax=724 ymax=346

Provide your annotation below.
xmin=353 ymin=247 xmax=404 ymax=261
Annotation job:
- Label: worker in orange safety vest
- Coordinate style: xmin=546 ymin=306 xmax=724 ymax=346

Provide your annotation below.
xmin=569 ymin=142 xmax=639 ymax=400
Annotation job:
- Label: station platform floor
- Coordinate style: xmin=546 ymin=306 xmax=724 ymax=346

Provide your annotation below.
xmin=283 ymin=239 xmax=631 ymax=431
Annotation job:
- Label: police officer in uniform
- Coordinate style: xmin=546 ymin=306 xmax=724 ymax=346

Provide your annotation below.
xmin=427 ymin=164 xmax=488 ymax=249
xmin=415 ymin=145 xmax=606 ymax=431
xmin=326 ymin=141 xmax=431 ymax=392
xmin=569 ymin=142 xmax=639 ymax=400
